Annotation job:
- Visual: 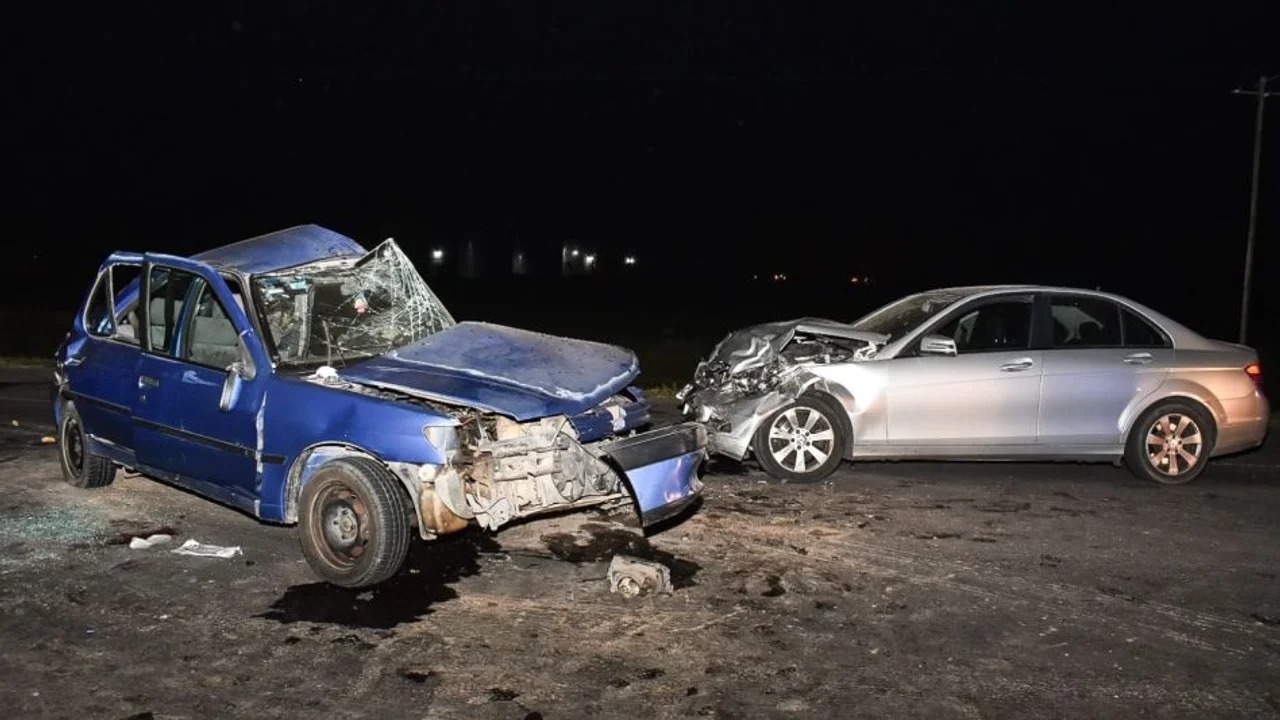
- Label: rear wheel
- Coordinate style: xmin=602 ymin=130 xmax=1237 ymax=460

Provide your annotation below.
xmin=298 ymin=456 xmax=413 ymax=588
xmin=58 ymin=401 xmax=116 ymax=489
xmin=753 ymin=393 xmax=849 ymax=483
xmin=1124 ymin=401 xmax=1215 ymax=485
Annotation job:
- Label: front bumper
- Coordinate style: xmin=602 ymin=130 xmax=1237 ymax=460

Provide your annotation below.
xmin=677 ymin=385 xmax=792 ymax=461
xmin=597 ymin=422 xmax=707 ymax=526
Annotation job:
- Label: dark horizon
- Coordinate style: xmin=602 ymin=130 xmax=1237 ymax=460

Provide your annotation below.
xmin=3 ymin=2 xmax=1276 ymax=347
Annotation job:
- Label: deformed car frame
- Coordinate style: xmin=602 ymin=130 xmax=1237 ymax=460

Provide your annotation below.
xmin=54 ymin=224 xmax=706 ymax=587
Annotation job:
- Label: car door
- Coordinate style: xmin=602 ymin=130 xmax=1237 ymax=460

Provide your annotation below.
xmin=1037 ymin=293 xmax=1173 ymax=445
xmin=132 ymin=257 xmax=267 ymax=512
xmin=886 ymin=293 xmax=1042 ymax=446
xmin=63 ymin=260 xmax=145 ymax=452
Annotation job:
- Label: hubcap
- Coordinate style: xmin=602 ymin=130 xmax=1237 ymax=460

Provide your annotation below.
xmin=313 ymin=487 xmax=369 ymax=563
xmin=1145 ymin=413 xmax=1203 ymax=478
xmin=767 ymin=406 xmax=836 ymax=473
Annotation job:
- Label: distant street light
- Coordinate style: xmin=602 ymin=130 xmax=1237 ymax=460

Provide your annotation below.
xmin=430 ymin=248 xmax=444 ymax=263
xmin=584 ymin=253 xmax=596 ymax=268
xmin=1232 ymin=74 xmax=1276 ymax=344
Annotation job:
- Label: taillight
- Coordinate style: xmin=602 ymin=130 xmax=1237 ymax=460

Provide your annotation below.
xmin=1244 ymin=362 xmax=1262 ymax=387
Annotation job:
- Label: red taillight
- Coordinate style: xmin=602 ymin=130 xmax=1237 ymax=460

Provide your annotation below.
xmin=1244 ymin=362 xmax=1262 ymax=387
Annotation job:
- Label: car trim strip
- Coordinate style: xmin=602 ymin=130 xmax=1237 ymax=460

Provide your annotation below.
xmin=132 ymin=417 xmax=286 ymax=464
xmin=65 ymin=390 xmax=131 ymax=415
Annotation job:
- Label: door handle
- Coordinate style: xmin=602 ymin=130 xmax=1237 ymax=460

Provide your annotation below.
xmin=139 ymin=375 xmax=159 ymax=388
xmin=1124 ymin=352 xmax=1154 ymax=365
xmin=1000 ymin=358 xmax=1035 ymax=372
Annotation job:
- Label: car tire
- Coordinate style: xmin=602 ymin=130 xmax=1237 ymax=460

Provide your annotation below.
xmin=1124 ymin=401 xmax=1215 ymax=485
xmin=58 ymin=401 xmax=116 ymax=489
xmin=753 ymin=392 xmax=849 ymax=483
xmin=298 ymin=456 xmax=413 ymax=588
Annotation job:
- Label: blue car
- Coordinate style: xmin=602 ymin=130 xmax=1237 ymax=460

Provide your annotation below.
xmin=54 ymin=225 xmax=706 ymax=587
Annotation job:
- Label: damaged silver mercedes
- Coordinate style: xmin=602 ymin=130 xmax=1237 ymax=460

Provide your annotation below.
xmin=679 ymin=285 xmax=1269 ymax=484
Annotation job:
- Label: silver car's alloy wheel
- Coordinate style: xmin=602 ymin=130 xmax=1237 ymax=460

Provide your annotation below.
xmin=767 ymin=407 xmax=836 ymax=474
xmin=1145 ymin=413 xmax=1204 ymax=479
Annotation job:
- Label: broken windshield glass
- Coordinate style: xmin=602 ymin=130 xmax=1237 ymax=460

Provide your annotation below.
xmin=849 ymin=289 xmax=970 ymax=343
xmin=253 ymin=239 xmax=455 ymax=367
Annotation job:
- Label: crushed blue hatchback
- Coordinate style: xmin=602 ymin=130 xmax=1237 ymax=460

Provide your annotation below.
xmin=53 ymin=225 xmax=706 ymax=587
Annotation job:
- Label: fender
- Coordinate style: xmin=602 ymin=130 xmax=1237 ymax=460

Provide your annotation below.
xmin=1118 ymin=378 xmax=1223 ymax=442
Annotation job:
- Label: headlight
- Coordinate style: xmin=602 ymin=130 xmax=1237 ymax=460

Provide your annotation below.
xmin=423 ymin=425 xmax=459 ymax=453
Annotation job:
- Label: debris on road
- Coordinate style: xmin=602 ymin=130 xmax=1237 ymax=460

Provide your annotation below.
xmin=608 ymin=555 xmax=673 ymax=598
xmin=128 ymin=534 xmax=173 ymax=550
xmin=171 ymin=539 xmax=243 ymax=558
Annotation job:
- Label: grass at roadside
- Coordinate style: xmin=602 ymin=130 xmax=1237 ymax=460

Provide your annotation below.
xmin=0 ymin=356 xmax=54 ymax=368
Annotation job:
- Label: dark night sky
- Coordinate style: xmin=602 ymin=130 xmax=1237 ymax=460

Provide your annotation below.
xmin=2 ymin=2 xmax=1276 ymax=337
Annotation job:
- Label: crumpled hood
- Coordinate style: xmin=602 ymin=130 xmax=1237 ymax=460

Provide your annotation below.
xmin=340 ymin=322 xmax=640 ymax=421
xmin=707 ymin=317 xmax=888 ymax=374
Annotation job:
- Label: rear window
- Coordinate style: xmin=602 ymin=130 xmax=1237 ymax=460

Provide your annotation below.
xmin=1121 ymin=308 xmax=1170 ymax=348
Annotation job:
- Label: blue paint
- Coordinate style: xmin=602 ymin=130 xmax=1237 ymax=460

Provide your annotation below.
xmin=341 ymin=322 xmax=640 ymax=421
xmin=191 ymin=224 xmax=366 ymax=275
xmin=623 ymin=450 xmax=705 ymax=526
xmin=54 ymin=225 xmax=703 ymax=535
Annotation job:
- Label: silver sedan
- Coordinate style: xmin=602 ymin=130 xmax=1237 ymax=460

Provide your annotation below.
xmin=678 ymin=285 xmax=1269 ymax=484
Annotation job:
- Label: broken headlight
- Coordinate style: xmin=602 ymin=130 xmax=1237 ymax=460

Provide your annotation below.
xmin=423 ymin=424 xmax=459 ymax=453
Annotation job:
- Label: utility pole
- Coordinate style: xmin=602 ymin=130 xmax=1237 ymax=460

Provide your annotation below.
xmin=1232 ymin=75 xmax=1275 ymax=344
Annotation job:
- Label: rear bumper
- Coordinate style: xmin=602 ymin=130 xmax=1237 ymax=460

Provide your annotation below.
xmin=597 ymin=422 xmax=707 ymax=526
xmin=1214 ymin=393 xmax=1270 ymax=456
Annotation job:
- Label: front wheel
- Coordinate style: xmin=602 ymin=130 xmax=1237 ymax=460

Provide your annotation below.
xmin=1124 ymin=401 xmax=1215 ymax=485
xmin=298 ymin=456 xmax=413 ymax=587
xmin=752 ymin=393 xmax=849 ymax=483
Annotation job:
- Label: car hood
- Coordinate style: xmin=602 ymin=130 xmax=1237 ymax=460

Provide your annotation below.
xmin=340 ymin=322 xmax=640 ymax=421
xmin=707 ymin=317 xmax=888 ymax=374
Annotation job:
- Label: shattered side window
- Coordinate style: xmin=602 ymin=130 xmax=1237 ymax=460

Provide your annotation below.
xmin=253 ymin=239 xmax=455 ymax=366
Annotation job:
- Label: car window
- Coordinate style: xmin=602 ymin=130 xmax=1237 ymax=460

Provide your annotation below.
xmin=934 ymin=299 xmax=1033 ymax=353
xmin=146 ymin=266 xmax=198 ymax=356
xmin=184 ymin=279 xmax=241 ymax=369
xmin=1121 ymin=308 xmax=1170 ymax=348
xmin=1049 ymin=295 xmax=1120 ymax=348
xmin=85 ymin=263 xmax=143 ymax=343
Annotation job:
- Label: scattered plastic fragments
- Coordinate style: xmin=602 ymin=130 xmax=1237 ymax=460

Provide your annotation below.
xmin=170 ymin=539 xmax=243 ymax=558
xmin=608 ymin=555 xmax=673 ymax=598
xmin=128 ymin=534 xmax=173 ymax=550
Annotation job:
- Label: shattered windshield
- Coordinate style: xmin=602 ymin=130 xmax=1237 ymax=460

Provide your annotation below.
xmin=850 ymin=289 xmax=971 ymax=343
xmin=253 ymin=239 xmax=455 ymax=367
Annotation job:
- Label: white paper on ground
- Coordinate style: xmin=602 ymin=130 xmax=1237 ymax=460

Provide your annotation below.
xmin=170 ymin=539 xmax=243 ymax=558
xmin=128 ymin=533 xmax=173 ymax=549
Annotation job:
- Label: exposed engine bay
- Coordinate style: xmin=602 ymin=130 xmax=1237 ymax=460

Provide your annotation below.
xmin=677 ymin=318 xmax=887 ymax=460
xmin=302 ymin=369 xmax=652 ymax=537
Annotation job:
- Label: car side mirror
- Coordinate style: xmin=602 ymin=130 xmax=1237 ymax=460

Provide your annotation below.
xmin=219 ymin=362 xmax=245 ymax=412
xmin=919 ymin=334 xmax=958 ymax=356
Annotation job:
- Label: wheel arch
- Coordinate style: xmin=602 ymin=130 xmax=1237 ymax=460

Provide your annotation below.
xmin=1120 ymin=384 xmax=1221 ymax=449
xmin=283 ymin=442 xmax=422 ymax=528
xmin=746 ymin=374 xmax=856 ymax=458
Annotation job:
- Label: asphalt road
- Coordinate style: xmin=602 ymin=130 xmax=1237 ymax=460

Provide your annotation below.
xmin=2 ymin=371 xmax=1279 ymax=719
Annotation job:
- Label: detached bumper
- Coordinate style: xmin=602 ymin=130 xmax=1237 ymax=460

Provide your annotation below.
xmin=598 ymin=422 xmax=707 ymax=526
